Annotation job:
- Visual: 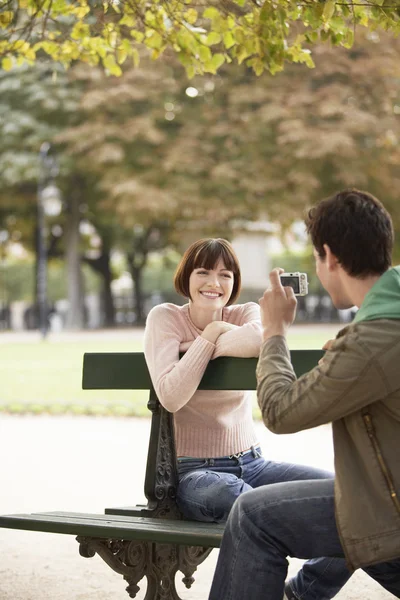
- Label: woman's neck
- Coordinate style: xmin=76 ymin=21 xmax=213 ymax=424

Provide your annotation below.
xmin=188 ymin=303 xmax=223 ymax=330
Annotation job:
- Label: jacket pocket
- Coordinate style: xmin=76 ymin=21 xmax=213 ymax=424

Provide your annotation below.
xmin=363 ymin=412 xmax=400 ymax=516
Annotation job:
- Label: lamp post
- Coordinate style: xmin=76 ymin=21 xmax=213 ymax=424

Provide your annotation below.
xmin=0 ymin=230 xmax=8 ymax=330
xmin=37 ymin=142 xmax=62 ymax=339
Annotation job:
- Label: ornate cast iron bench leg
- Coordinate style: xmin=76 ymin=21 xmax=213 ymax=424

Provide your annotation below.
xmin=77 ymin=536 xmax=213 ymax=599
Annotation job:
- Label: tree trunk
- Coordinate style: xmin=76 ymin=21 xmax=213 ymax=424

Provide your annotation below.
xmin=83 ymin=248 xmax=115 ymax=327
xmin=98 ymin=251 xmax=115 ymax=327
xmin=65 ymin=194 xmax=85 ymax=329
xmin=130 ymin=263 xmax=145 ymax=325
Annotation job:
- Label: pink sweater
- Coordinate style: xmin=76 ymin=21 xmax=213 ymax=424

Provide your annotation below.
xmin=144 ymin=302 xmax=262 ymax=457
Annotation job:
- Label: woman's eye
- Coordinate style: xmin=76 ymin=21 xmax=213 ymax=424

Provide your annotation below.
xmin=198 ymin=270 xmax=208 ymax=275
xmin=222 ymin=273 xmax=232 ymax=278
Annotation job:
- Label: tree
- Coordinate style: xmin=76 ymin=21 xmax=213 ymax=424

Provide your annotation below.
xmin=2 ymin=1 xmax=400 ymax=77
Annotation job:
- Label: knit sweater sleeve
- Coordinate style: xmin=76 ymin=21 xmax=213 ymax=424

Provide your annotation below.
xmin=212 ymin=302 xmax=262 ymax=359
xmin=143 ymin=304 xmax=216 ymax=413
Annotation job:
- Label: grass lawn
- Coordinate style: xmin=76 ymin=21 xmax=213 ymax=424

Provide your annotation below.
xmin=0 ymin=324 xmax=342 ymax=418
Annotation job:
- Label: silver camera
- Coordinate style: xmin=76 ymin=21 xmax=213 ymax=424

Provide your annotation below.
xmin=279 ymin=272 xmax=308 ymax=296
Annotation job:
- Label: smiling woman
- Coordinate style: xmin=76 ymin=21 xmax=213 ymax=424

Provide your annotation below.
xmin=143 ymin=238 xmax=333 ymax=525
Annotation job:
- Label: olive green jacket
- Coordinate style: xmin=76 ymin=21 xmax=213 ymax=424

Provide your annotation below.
xmin=256 ymin=320 xmax=400 ymax=570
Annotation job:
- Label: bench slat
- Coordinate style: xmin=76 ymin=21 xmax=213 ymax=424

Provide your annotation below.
xmin=82 ymin=350 xmax=324 ymax=391
xmin=0 ymin=512 xmax=224 ymax=548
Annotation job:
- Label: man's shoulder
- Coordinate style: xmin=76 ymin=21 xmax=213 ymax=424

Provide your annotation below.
xmin=333 ymin=319 xmax=400 ymax=357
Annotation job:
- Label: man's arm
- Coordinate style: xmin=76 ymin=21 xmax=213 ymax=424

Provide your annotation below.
xmin=256 ymin=331 xmax=388 ymax=433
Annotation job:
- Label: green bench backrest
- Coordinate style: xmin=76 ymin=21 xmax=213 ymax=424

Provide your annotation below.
xmin=82 ymin=351 xmax=324 ymax=391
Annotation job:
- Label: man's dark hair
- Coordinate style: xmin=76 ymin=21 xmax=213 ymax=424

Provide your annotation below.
xmin=305 ymin=188 xmax=394 ymax=277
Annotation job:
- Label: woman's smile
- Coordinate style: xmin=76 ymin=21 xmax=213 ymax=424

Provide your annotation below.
xmin=200 ymin=291 xmax=223 ymax=299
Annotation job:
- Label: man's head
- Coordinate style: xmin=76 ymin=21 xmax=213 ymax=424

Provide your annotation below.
xmin=305 ymin=189 xmax=394 ymax=307
xmin=306 ymin=188 xmax=393 ymax=276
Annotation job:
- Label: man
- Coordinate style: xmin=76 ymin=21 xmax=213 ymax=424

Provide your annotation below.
xmin=209 ymin=189 xmax=400 ymax=600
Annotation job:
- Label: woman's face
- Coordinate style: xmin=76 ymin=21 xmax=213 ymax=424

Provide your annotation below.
xmin=189 ymin=258 xmax=234 ymax=310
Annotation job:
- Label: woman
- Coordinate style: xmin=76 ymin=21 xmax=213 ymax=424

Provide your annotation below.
xmin=144 ymin=238 xmax=332 ymax=523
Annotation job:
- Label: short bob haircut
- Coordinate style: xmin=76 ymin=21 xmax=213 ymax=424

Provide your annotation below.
xmin=174 ymin=238 xmax=241 ymax=305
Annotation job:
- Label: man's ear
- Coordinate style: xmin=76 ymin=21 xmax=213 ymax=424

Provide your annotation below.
xmin=323 ymin=244 xmax=340 ymax=271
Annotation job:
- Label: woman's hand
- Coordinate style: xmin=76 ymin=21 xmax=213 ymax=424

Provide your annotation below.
xmin=201 ymin=321 xmax=238 ymax=344
xmin=318 ymin=339 xmax=335 ymax=365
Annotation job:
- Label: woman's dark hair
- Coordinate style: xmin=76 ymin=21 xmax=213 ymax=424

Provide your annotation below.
xmin=305 ymin=188 xmax=393 ymax=276
xmin=174 ymin=238 xmax=241 ymax=305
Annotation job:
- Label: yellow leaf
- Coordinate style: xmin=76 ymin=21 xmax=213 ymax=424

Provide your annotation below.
xmin=223 ymin=32 xmax=234 ymax=49
xmin=211 ymin=53 xmax=225 ymax=70
xmin=323 ymin=0 xmax=335 ymax=21
xmin=2 ymin=56 xmax=13 ymax=71
xmin=205 ymin=32 xmax=221 ymax=46
xmin=103 ymin=54 xmax=122 ymax=75
xmin=130 ymin=30 xmax=144 ymax=43
xmin=25 ymin=47 xmax=36 ymax=60
xmin=146 ymin=31 xmax=164 ymax=49
xmin=117 ymin=47 xmax=128 ymax=64
xmin=119 ymin=15 xmax=136 ymax=27
xmin=205 ymin=52 xmax=225 ymax=73
xmin=198 ymin=45 xmax=212 ymax=62
xmin=184 ymin=8 xmax=198 ymax=25
xmin=71 ymin=22 xmax=90 ymax=40
xmin=0 ymin=11 xmax=14 ymax=26
xmin=203 ymin=7 xmax=220 ymax=20
xmin=74 ymin=5 xmax=90 ymax=19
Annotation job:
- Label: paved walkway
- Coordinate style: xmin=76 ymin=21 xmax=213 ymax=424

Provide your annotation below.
xmin=0 ymin=415 xmax=393 ymax=599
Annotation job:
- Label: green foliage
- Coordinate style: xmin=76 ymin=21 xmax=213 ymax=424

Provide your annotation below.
xmin=0 ymin=257 xmax=100 ymax=303
xmin=2 ymin=1 xmax=400 ymax=77
xmin=0 ymin=258 xmax=32 ymax=302
xmin=142 ymin=251 xmax=180 ymax=296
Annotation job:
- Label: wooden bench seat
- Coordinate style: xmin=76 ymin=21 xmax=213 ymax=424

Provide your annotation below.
xmin=0 ymin=511 xmax=224 ymax=547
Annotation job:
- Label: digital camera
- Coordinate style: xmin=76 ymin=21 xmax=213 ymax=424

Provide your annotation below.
xmin=279 ymin=272 xmax=308 ymax=296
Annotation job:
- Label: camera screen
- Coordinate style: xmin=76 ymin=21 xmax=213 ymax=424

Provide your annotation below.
xmin=280 ymin=276 xmax=300 ymax=294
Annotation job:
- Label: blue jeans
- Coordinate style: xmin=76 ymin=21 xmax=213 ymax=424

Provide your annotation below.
xmin=178 ymin=449 xmax=352 ymax=598
xmin=208 ymin=479 xmax=400 ymax=600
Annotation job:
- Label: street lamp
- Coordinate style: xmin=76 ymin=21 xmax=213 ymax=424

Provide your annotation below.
xmin=37 ymin=142 xmax=62 ymax=339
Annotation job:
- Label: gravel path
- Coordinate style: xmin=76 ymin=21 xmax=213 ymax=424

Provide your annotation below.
xmin=0 ymin=415 xmax=394 ymax=599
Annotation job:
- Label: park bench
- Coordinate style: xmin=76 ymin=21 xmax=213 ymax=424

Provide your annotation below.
xmin=0 ymin=349 xmax=323 ymax=599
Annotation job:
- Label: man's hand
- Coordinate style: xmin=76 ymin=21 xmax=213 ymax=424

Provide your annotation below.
xmin=259 ymin=268 xmax=297 ymax=342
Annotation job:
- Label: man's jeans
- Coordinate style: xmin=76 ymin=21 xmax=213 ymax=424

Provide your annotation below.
xmin=208 ymin=479 xmax=400 ymax=600
xmin=177 ymin=450 xmax=352 ymax=598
